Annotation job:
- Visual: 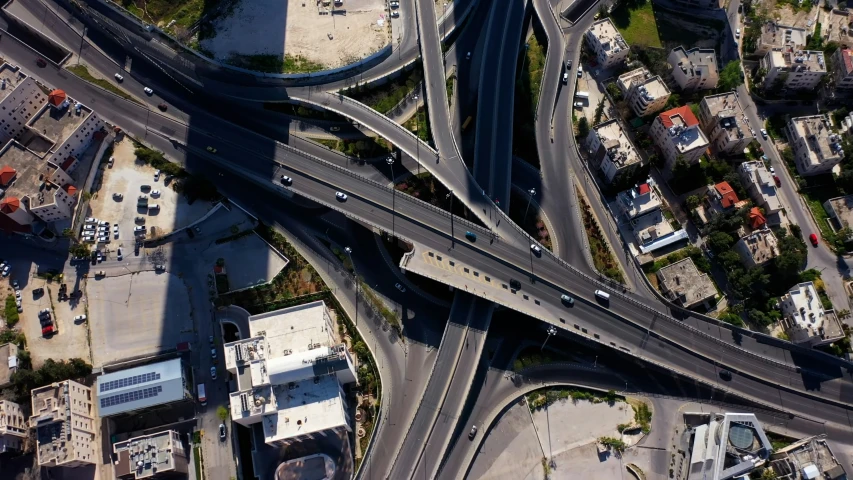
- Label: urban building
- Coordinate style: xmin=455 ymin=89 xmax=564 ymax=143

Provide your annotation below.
xmin=616 ymin=68 xmax=671 ymax=117
xmin=656 ymin=258 xmax=716 ymax=309
xmin=0 ymin=400 xmax=27 ymax=453
xmin=113 ymin=430 xmax=189 ymax=480
xmin=275 ymin=454 xmax=336 ymax=480
xmin=761 ymin=48 xmax=827 ymax=91
xmin=767 ymin=435 xmax=846 ymax=479
xmin=734 ymin=229 xmax=780 ymax=268
xmin=616 ymin=180 xmax=688 ymax=254
xmin=95 ymin=358 xmax=190 ymax=417
xmin=223 ymin=301 xmax=357 ymax=448
xmin=786 ymin=115 xmax=844 ymax=176
xmin=739 ymin=161 xmax=782 ymax=217
xmin=698 ymin=92 xmax=754 ymax=155
xmin=683 ymin=412 xmax=772 ymax=480
xmin=0 ymin=62 xmax=105 ymax=235
xmin=831 ymin=48 xmax=853 ymax=90
xmin=0 ymin=342 xmax=19 ymax=388
xmin=668 ymin=46 xmax=719 ymax=92
xmin=650 ymin=105 xmax=709 ymax=170
xmin=779 ymin=282 xmax=845 ymax=348
xmin=585 ymin=18 xmax=629 ymax=68
xmin=753 ymin=22 xmax=808 ymax=57
xmin=586 ymin=119 xmax=643 ymax=184
xmin=824 ymin=195 xmax=853 ymax=241
xmin=696 ymin=181 xmax=748 ymax=225
xmin=30 ymin=380 xmax=98 ymax=468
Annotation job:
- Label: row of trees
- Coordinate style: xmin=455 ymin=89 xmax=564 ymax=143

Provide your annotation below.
xmin=9 ymin=358 xmax=92 ymax=403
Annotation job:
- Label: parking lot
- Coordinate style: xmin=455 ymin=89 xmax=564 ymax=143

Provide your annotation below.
xmin=87 ymin=138 xmax=214 ymax=251
xmin=87 ymin=270 xmax=192 ymax=367
xmin=201 ymin=233 xmax=289 ymax=292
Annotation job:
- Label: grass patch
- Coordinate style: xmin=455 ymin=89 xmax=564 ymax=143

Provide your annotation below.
xmin=359 ymin=281 xmax=400 ymax=329
xmin=630 ymin=399 xmax=652 ymax=434
xmin=192 ymin=446 xmax=201 ymax=480
xmin=225 ymin=54 xmax=325 ymax=74
xmin=402 ymin=106 xmax=433 ymax=144
xmin=4 ymin=296 xmax=19 ymax=327
xmin=309 ymin=137 xmax=393 ymax=159
xmin=766 ymin=431 xmax=796 ymax=450
xmin=512 ymin=346 xmax=573 ymax=372
xmin=119 ymin=0 xmax=214 ymax=30
xmin=446 ymin=75 xmax=455 ymax=107
xmin=609 ymin=0 xmax=663 ymax=48
xmin=508 ymin=191 xmax=552 ymax=251
xmin=395 ymin=172 xmax=481 ymax=223
xmin=66 ymin=65 xmax=140 ymax=104
xmin=527 ymin=387 xmax=623 ymax=411
xmin=577 ymin=191 xmax=624 ymax=282
xmin=345 ymin=64 xmax=423 ymax=113
xmin=512 ymin=33 xmax=546 ymax=169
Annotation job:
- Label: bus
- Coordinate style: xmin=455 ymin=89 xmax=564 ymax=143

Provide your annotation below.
xmin=575 ymin=91 xmax=590 ymax=99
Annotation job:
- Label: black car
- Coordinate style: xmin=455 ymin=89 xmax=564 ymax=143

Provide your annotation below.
xmin=33 ymin=287 xmax=44 ymax=296
xmin=219 ymin=424 xmax=227 ymax=440
xmin=509 ymin=278 xmax=521 ymax=291
xmin=719 ymin=370 xmax=733 ymax=381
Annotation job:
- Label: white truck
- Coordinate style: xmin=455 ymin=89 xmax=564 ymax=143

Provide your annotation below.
xmin=198 ymin=383 xmax=207 ymax=406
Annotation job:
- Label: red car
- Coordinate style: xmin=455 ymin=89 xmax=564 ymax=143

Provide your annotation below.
xmin=773 ymin=175 xmax=781 ymax=187
xmin=809 ymin=233 xmax=819 ymax=246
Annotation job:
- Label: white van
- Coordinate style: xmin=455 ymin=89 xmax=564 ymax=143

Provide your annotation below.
xmin=148 ymin=204 xmax=159 ymax=211
xmin=594 ymin=290 xmax=610 ymax=301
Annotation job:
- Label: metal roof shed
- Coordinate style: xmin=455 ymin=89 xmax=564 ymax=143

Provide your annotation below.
xmin=96 ymin=358 xmax=186 ymax=417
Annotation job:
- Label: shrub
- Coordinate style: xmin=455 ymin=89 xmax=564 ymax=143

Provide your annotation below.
xmin=4 ymin=296 xmax=19 ymax=327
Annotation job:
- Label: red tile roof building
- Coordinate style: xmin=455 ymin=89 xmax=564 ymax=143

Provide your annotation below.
xmin=832 ymin=49 xmax=853 ymax=90
xmin=650 ymin=105 xmax=710 ymax=171
xmin=714 ymin=182 xmax=740 ymax=209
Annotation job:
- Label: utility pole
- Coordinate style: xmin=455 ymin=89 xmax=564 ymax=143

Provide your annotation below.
xmin=541 ymin=325 xmax=557 ymax=351
xmin=522 ymin=188 xmax=536 ymax=225
xmin=447 ymin=190 xmax=454 ymax=248
xmin=387 ymin=156 xmax=396 ymax=237
xmin=77 ymin=27 xmax=88 ymax=65
xmin=345 ymin=247 xmax=357 ymax=326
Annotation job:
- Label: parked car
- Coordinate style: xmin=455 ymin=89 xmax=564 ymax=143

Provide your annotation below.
xmin=211 ymin=348 xmax=217 ymax=359
xmin=395 ymin=283 xmax=406 ymax=292
xmin=134 ymin=226 xmax=146 ymax=233
xmin=157 ymin=103 xmax=167 ymax=111
xmin=114 ymin=73 xmax=124 ymax=82
xmin=36 ymin=58 xmax=47 ymax=68
xmin=809 ymin=233 xmax=819 ymax=246
xmin=574 ymin=101 xmax=584 ymax=107
xmin=390 ymin=0 xmax=399 ymax=7
xmin=33 ymin=287 xmax=44 ymax=296
xmin=113 ymin=192 xmax=123 ymax=200
xmin=210 ymin=366 xmax=217 ymax=380
xmin=151 ymin=190 xmax=161 ymax=197
xmin=760 ymin=128 xmax=768 ymax=139
xmin=219 ymin=424 xmax=227 ymax=440
xmin=390 ymin=9 xmax=399 ymax=17
xmin=577 ymin=66 xmax=583 ymax=77
xmin=85 ymin=217 xmax=96 ymax=223
xmin=154 ymin=170 xmax=160 ymax=181
xmin=117 ymin=248 xmax=122 ymax=261
xmin=769 ymin=166 xmax=775 ymax=174
xmin=335 ymin=191 xmax=348 ymax=201
xmin=3 ymin=265 xmax=11 ymax=276
xmin=774 ymin=175 xmax=781 ymax=187
xmin=143 ymin=86 xmax=153 ymax=95
xmin=135 ymin=216 xmax=146 ymax=223
xmin=74 ymin=315 xmax=87 ymax=323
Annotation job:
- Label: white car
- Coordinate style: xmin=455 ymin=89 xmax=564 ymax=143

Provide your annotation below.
xmin=134 ymin=226 xmax=146 ymax=233
xmin=154 ymin=170 xmax=160 ymax=181
xmin=390 ymin=10 xmax=399 ymax=17
xmin=83 ymin=225 xmax=95 ymax=231
xmin=114 ymin=73 xmax=124 ymax=82
xmin=113 ymin=225 xmax=119 ymax=233
xmin=143 ymin=87 xmax=153 ymax=95
xmin=98 ymin=236 xmax=109 ymax=243
xmin=736 ymin=28 xmax=741 ymax=38
xmin=390 ymin=0 xmax=399 ymax=7
xmin=1 ymin=266 xmax=9 ymax=277
xmin=15 ymin=290 xmax=21 ymax=299
xmin=760 ymin=128 xmax=768 ymax=139
xmin=531 ymin=244 xmax=542 ymax=255
xmin=769 ymin=166 xmax=775 ymax=174
xmin=82 ymin=235 xmax=95 ymax=243
xmin=117 ymin=248 xmax=123 ymax=260
xmin=577 ymin=66 xmax=583 ymax=77
xmin=85 ymin=217 xmax=96 ymax=223
xmin=574 ymin=102 xmax=584 ymax=107
xmin=151 ymin=190 xmax=161 ymax=197
xmin=74 ymin=315 xmax=87 ymax=322
xmin=99 ymin=221 xmax=109 ymax=226
xmin=211 ymin=348 xmax=217 ymax=359
xmin=562 ymin=72 xmax=568 ymax=84
xmin=336 ymin=191 xmax=348 ymax=201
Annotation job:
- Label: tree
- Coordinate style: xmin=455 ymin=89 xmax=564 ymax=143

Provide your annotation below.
xmin=718 ymin=60 xmax=744 ymax=91
xmin=708 ymin=231 xmax=734 ymax=253
xmin=69 ymin=243 xmax=91 ymax=258
xmin=217 ymin=405 xmax=229 ymax=421
xmin=773 ymin=229 xmax=807 ymax=279
xmin=594 ymin=99 xmax=605 ymax=124
xmin=686 ymin=195 xmax=700 ymax=210
xmin=606 ymin=82 xmax=622 ymax=101
xmin=62 ymin=228 xmax=74 ymax=238
xmin=577 ymin=117 xmax=590 ymax=139
xmin=760 ymin=467 xmax=779 ymax=480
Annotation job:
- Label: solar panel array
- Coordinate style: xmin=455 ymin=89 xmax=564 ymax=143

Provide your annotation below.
xmin=99 ymin=372 xmax=161 ymax=393
xmin=100 ymin=386 xmax=163 ymax=409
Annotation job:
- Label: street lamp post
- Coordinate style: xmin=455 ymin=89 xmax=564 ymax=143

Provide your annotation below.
xmin=522 ymin=188 xmax=537 ymax=225
xmin=518 ymin=43 xmax=530 ymax=83
xmin=345 ymin=247 xmax=358 ymax=326
xmin=387 ymin=156 xmax=396 ymax=237
xmin=541 ymin=325 xmax=557 ymax=351
xmin=447 ymin=190 xmax=454 ymax=248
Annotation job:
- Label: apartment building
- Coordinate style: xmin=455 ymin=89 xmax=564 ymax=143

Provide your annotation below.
xmin=779 ymin=282 xmax=844 ymax=348
xmin=585 ymin=18 xmax=629 ymax=68
xmin=0 ymin=63 xmax=105 ymax=235
xmin=113 ymin=430 xmax=189 ymax=479
xmin=223 ymin=302 xmax=356 ymax=449
xmin=752 ymin=22 xmax=808 ymax=57
xmin=735 ymin=229 xmax=780 ymax=268
xmin=761 ymin=48 xmax=827 ymax=91
xmin=823 ymin=195 xmax=853 ymax=241
xmin=668 ymin=46 xmax=719 ymax=91
xmin=768 ymin=435 xmax=846 ymax=479
xmin=616 ymin=180 xmax=688 ymax=254
xmin=0 ymin=400 xmax=27 ymax=453
xmin=586 ymin=119 xmax=642 ymax=184
xmin=786 ymin=115 xmax=844 ymax=176
xmin=739 ymin=161 xmax=782 ymax=216
xmin=30 ymin=380 xmax=98 ymax=468
xmin=650 ymin=105 xmax=709 ymax=170
xmin=697 ymin=92 xmax=753 ymax=155
xmin=656 ymin=258 xmax=716 ymax=309
xmin=616 ymin=68 xmax=671 ymax=117
xmin=831 ymin=48 xmax=853 ymax=90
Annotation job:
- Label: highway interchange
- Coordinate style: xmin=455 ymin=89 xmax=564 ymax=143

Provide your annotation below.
xmin=5 ymin=0 xmax=853 ymax=478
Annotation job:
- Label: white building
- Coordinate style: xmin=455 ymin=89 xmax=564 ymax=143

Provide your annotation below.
xmin=761 ymin=48 xmax=827 ymax=91
xmin=685 ymin=412 xmax=772 ymax=480
xmin=95 ymin=358 xmax=189 ymax=417
xmin=223 ymin=301 xmax=356 ymax=448
xmin=739 ymin=161 xmax=782 ymax=216
xmin=31 ymin=380 xmax=97 ymax=468
xmin=668 ymin=47 xmax=719 ymax=92
xmin=823 ymin=194 xmax=853 ymax=240
xmin=697 ymin=92 xmax=754 ymax=155
xmin=779 ymin=282 xmax=845 ymax=348
xmin=113 ymin=430 xmax=189 ymax=479
xmin=786 ymin=115 xmax=844 ymax=177
xmin=734 ymin=229 xmax=779 ymax=268
xmin=617 ymin=68 xmax=671 ymax=117
xmin=650 ymin=105 xmax=709 ymax=171
xmin=586 ymin=119 xmax=642 ymax=184
xmin=753 ymin=22 xmax=808 ymax=57
xmin=585 ymin=19 xmax=629 ymax=68
xmin=616 ymin=180 xmax=688 ymax=254
xmin=831 ymin=48 xmax=853 ymax=90
xmin=0 ymin=400 xmax=26 ymax=453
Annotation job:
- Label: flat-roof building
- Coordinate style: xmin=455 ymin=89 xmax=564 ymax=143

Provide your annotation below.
xmin=831 ymin=48 xmax=853 ymax=90
xmin=684 ymin=412 xmax=772 ymax=480
xmin=668 ymin=47 xmax=719 ymax=92
xmin=617 ymin=182 xmax=660 ymax=220
xmin=698 ymin=92 xmax=754 ymax=155
xmin=586 ymin=119 xmax=643 ymax=184
xmin=761 ymin=48 xmax=827 ymax=91
xmin=616 ymin=179 xmax=688 ymax=254
xmin=95 ymin=358 xmax=189 ymax=417
xmin=779 ymin=282 xmax=845 ymax=348
xmin=616 ymin=68 xmax=671 ymax=117
xmin=113 ymin=430 xmax=188 ymax=479
xmin=753 ymin=22 xmax=808 ymax=57
xmin=735 ymin=229 xmax=780 ymax=268
xmin=823 ymin=195 xmax=853 ymax=241
xmin=650 ymin=105 xmax=709 ymax=171
xmin=0 ymin=342 xmax=19 ymax=388
xmin=223 ymin=301 xmax=356 ymax=448
xmin=30 ymin=380 xmax=97 ymax=468
xmin=656 ymin=258 xmax=716 ymax=309
xmin=585 ymin=19 xmax=629 ymax=68
xmin=739 ymin=161 xmax=782 ymax=216
xmin=768 ymin=435 xmax=846 ymax=480
xmin=275 ymin=453 xmax=336 ymax=480
xmin=786 ymin=115 xmax=844 ymax=176
xmin=0 ymin=400 xmax=27 ymax=453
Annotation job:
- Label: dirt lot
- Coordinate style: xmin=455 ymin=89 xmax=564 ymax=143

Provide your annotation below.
xmin=200 ymin=0 xmax=391 ymax=69
xmin=772 ymin=4 xmax=817 ymax=29
xmin=89 ymin=138 xmax=213 ymax=250
xmin=820 ymin=10 xmax=852 ymax=46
